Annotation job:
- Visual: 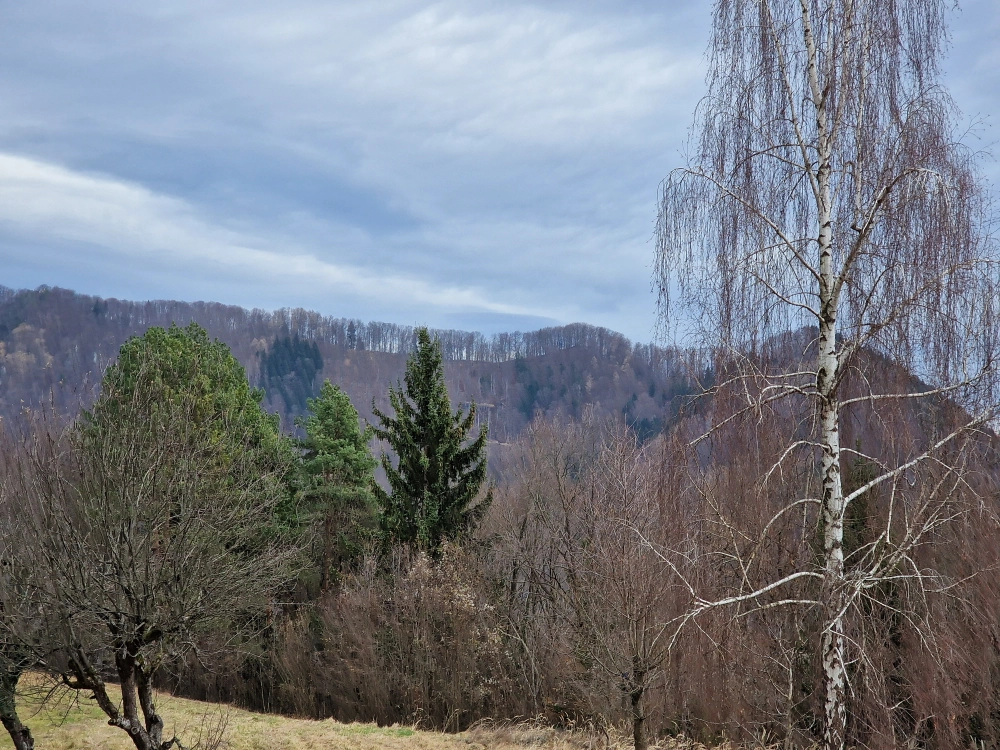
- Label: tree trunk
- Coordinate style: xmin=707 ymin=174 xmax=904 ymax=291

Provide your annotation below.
xmin=819 ymin=337 xmax=847 ymax=750
xmin=74 ymin=649 xmax=171 ymax=750
xmin=0 ymin=713 xmax=33 ymax=750
xmin=630 ymin=689 xmax=646 ymax=750
xmin=818 ymin=235 xmax=847 ymax=750
xmin=800 ymin=0 xmax=847 ymax=746
xmin=630 ymin=663 xmax=647 ymax=750
xmin=320 ymin=509 xmax=334 ymax=592
xmin=115 ymin=648 xmax=156 ymax=750
xmin=138 ymin=665 xmax=166 ymax=749
xmin=0 ymin=686 xmax=33 ymax=750
xmin=0 ymin=664 xmax=33 ymax=750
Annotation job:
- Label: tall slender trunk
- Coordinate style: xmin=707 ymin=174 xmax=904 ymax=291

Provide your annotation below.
xmin=817 ymin=119 xmax=846 ymax=750
xmin=818 ymin=298 xmax=846 ymax=750
xmin=799 ymin=1 xmax=847 ymax=746
xmin=320 ymin=509 xmax=334 ymax=592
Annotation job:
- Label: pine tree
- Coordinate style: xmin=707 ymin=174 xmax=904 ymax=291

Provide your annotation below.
xmin=296 ymin=380 xmax=376 ymax=587
xmin=372 ymin=327 xmax=491 ymax=551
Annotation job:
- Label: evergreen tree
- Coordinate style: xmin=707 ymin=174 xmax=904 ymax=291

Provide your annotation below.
xmin=372 ymin=327 xmax=491 ymax=551
xmin=259 ymin=335 xmax=324 ymax=415
xmin=85 ymin=322 xmax=291 ymax=479
xmin=295 ymin=380 xmax=376 ymax=588
xmin=83 ymin=321 xmax=298 ymax=537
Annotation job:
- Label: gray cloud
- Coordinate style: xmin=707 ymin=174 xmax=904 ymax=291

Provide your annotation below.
xmin=0 ymin=0 xmax=994 ymax=340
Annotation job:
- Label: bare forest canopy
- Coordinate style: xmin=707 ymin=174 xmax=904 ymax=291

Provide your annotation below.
xmin=0 ymin=285 xmax=696 ymax=441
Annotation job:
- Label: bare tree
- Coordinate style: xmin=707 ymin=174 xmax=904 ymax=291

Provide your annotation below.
xmin=493 ymin=418 xmax=692 ymax=749
xmin=656 ymin=1 xmax=998 ymax=748
xmin=563 ymin=429 xmax=689 ymax=750
xmin=0 ymin=379 xmax=294 ymax=750
xmin=0 ymin=540 xmax=35 ymax=750
xmin=488 ymin=417 xmax=603 ymax=721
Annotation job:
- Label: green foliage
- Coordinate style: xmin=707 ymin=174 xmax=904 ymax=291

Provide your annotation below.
xmin=295 ymin=380 xmax=377 ymax=580
xmin=372 ymin=328 xmax=491 ymax=551
xmin=82 ymin=322 xmax=295 ymax=528
xmin=259 ymin=335 xmax=324 ymax=415
xmin=298 ymin=380 xmax=376 ymax=496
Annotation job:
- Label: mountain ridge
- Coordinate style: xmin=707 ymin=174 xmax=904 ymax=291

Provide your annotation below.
xmin=0 ymin=285 xmax=693 ymax=440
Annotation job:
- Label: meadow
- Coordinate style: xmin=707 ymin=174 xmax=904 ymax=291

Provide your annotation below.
xmin=0 ymin=678 xmax=728 ymax=750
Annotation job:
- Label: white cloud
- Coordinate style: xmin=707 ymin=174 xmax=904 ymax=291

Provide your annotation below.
xmin=0 ymin=152 xmax=562 ymax=320
xmin=194 ymin=1 xmax=697 ymax=147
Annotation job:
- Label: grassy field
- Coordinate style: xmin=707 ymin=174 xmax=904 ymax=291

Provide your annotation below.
xmin=0 ymin=680 xmax=722 ymax=750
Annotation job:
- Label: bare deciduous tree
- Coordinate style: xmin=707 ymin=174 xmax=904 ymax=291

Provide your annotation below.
xmin=656 ymin=1 xmax=998 ymax=748
xmin=493 ymin=418 xmax=692 ymax=749
xmin=563 ymin=429 xmax=689 ymax=750
xmin=0 ymin=379 xmax=294 ymax=750
xmin=0 ymin=537 xmax=36 ymax=750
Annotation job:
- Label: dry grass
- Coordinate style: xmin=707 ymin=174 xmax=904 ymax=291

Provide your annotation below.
xmin=0 ymin=679 xmax=744 ymax=750
xmin=464 ymin=716 xmax=741 ymax=750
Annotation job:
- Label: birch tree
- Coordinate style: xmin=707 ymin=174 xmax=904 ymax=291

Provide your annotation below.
xmin=656 ymin=1 xmax=998 ymax=748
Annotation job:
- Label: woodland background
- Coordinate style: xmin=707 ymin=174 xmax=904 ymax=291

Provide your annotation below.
xmin=0 ymin=285 xmax=691 ymax=443
xmin=0 ymin=285 xmax=997 ymax=750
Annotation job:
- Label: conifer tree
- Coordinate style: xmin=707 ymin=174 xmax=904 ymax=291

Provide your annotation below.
xmin=372 ymin=328 xmax=490 ymax=551
xmin=296 ymin=380 xmax=376 ymax=587
xmin=85 ymin=322 xmax=292 ymax=483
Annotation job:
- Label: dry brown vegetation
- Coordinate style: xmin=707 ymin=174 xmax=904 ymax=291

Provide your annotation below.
xmin=145 ymin=405 xmax=1000 ymax=750
xmin=0 ymin=678 xmax=750 ymax=750
xmin=4 ymin=398 xmax=998 ymax=749
xmin=2 ymin=296 xmax=999 ymax=750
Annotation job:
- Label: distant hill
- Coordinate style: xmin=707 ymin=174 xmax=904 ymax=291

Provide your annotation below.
xmin=0 ymin=286 xmax=696 ymax=441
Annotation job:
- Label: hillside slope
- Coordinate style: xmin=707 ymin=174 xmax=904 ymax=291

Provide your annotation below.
xmin=0 ymin=286 xmax=694 ymax=441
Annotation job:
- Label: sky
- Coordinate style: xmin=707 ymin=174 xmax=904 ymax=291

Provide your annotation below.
xmin=0 ymin=1 xmax=997 ymax=343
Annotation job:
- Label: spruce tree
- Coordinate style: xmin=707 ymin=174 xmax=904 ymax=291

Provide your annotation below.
xmin=372 ymin=327 xmax=491 ymax=551
xmin=296 ymin=380 xmax=376 ymax=587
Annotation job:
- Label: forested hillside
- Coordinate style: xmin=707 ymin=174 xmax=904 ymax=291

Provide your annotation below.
xmin=1 ymin=285 xmax=999 ymax=750
xmin=0 ymin=285 xmax=694 ymax=441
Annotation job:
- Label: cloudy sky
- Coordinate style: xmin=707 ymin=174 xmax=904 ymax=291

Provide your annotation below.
xmin=0 ymin=1 xmax=997 ymax=342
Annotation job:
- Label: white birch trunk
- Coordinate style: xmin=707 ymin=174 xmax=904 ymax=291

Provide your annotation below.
xmin=818 ymin=265 xmax=846 ymax=750
xmin=801 ymin=2 xmax=846 ymax=747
